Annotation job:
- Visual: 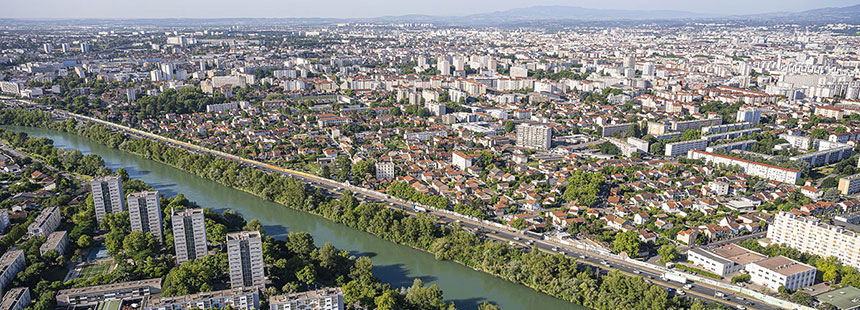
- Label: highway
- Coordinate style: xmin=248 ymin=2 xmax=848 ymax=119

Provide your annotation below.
xmin=5 ymin=102 xmax=782 ymax=310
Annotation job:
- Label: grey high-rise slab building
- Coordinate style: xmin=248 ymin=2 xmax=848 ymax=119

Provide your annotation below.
xmin=128 ymin=191 xmax=163 ymax=242
xmin=227 ymin=231 xmax=265 ymax=289
xmin=172 ymin=208 xmax=207 ymax=264
xmin=91 ymin=176 xmax=124 ymax=223
xmin=516 ymin=123 xmax=552 ymax=150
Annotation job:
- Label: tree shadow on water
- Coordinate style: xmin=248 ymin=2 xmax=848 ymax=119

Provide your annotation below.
xmin=372 ymin=263 xmax=437 ymax=289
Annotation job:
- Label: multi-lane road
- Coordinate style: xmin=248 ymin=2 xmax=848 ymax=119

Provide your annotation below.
xmin=5 ymin=102 xmax=780 ymax=310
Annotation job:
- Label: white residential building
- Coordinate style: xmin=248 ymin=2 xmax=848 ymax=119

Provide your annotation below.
xmin=516 ymin=123 xmax=552 ymax=150
xmin=91 ymin=176 xmax=125 ymax=223
xmin=270 ymin=288 xmax=343 ymax=310
xmin=227 ymin=231 xmax=265 ymax=289
xmin=0 ymin=250 xmax=25 ymax=295
xmin=128 ymin=191 xmax=164 ymax=242
xmin=142 ymin=286 xmax=260 ymax=310
xmin=375 ymin=162 xmax=395 ymax=180
xmin=172 ymin=208 xmax=208 ymax=264
xmin=28 ymin=206 xmax=60 ymax=237
xmin=767 ymin=211 xmax=860 ymax=268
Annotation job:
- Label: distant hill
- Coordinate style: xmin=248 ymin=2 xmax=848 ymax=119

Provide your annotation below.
xmin=4 ymin=4 xmax=860 ymax=27
xmin=465 ymin=5 xmax=720 ymax=21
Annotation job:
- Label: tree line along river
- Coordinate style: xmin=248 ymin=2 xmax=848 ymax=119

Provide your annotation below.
xmin=3 ymin=125 xmax=587 ymax=310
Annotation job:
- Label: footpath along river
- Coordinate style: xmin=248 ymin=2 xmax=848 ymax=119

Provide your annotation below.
xmin=4 ymin=125 xmax=587 ymax=310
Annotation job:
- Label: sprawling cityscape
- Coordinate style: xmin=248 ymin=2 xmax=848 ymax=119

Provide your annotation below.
xmin=1 ymin=1 xmax=860 ymax=310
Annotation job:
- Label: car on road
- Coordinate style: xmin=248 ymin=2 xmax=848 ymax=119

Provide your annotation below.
xmin=552 ymin=246 xmax=559 ymax=251
xmin=578 ymin=255 xmax=585 ymax=259
xmin=676 ymin=290 xmax=685 ymax=296
xmin=513 ymin=236 xmax=520 ymax=241
xmin=683 ymin=284 xmax=693 ymax=290
xmin=736 ymin=296 xmax=745 ymax=301
xmin=559 ymin=251 xmax=566 ymax=255
xmin=735 ymin=306 xmax=746 ymax=310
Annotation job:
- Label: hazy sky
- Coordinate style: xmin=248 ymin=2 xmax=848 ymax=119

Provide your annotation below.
xmin=2 ymin=0 xmax=859 ymax=19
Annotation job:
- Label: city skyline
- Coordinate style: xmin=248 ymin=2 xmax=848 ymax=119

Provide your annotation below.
xmin=1 ymin=0 xmax=858 ymax=19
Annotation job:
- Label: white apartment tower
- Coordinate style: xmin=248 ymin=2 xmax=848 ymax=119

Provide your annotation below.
xmin=128 ymin=191 xmax=164 ymax=242
xmin=172 ymin=208 xmax=208 ymax=264
xmin=516 ymin=123 xmax=552 ymax=150
xmin=91 ymin=176 xmax=124 ymax=223
xmin=736 ymin=108 xmax=762 ymax=124
xmin=227 ymin=231 xmax=265 ymax=289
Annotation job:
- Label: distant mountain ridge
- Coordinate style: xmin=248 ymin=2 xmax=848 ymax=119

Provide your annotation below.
xmin=3 ymin=4 xmax=860 ymax=26
xmin=466 ymin=5 xmax=720 ymax=21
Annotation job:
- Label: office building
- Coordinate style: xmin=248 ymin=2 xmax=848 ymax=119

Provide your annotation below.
xmin=0 ymin=287 xmax=30 ymax=310
xmin=767 ymin=211 xmax=860 ymax=268
xmin=80 ymin=43 xmax=89 ymax=53
xmin=375 ymin=162 xmax=394 ymax=180
xmin=56 ymin=278 xmax=162 ymax=307
xmin=736 ymin=108 xmax=762 ymax=124
xmin=40 ymin=230 xmax=69 ymax=256
xmin=142 ymin=286 xmax=260 ymax=310
xmin=42 ymin=43 xmax=52 ymax=54
xmin=60 ymin=43 xmax=70 ymax=53
xmin=270 ymin=288 xmax=344 ymax=310
xmin=128 ymin=191 xmax=164 ymax=242
xmin=687 ymin=244 xmax=766 ymax=276
xmin=227 ymin=231 xmax=265 ymax=289
xmin=172 ymin=208 xmax=208 ymax=264
xmin=839 ymin=173 xmax=860 ymax=195
xmin=91 ymin=176 xmax=125 ymax=223
xmin=27 ymin=206 xmax=60 ymax=237
xmin=0 ymin=250 xmax=25 ymax=295
xmin=746 ymin=256 xmax=816 ymax=291
xmin=516 ymin=123 xmax=552 ymax=150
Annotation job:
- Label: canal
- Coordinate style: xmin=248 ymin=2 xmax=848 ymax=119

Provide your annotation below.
xmin=4 ymin=126 xmax=586 ymax=310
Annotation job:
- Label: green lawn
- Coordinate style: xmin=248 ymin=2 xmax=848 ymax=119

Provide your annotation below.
xmin=78 ymin=262 xmax=111 ymax=279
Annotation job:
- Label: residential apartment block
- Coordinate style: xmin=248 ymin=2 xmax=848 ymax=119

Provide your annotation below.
xmin=665 ymin=139 xmax=707 ymax=157
xmin=688 ymin=150 xmax=801 ymax=184
xmin=838 ymin=173 xmax=860 ymax=195
xmin=767 ymin=211 xmax=860 ymax=269
xmin=142 ymin=286 xmax=260 ymax=310
xmin=270 ymin=288 xmax=344 ymax=310
xmin=91 ymin=176 xmax=125 ymax=223
xmin=516 ymin=123 xmax=552 ymax=150
xmin=56 ymin=278 xmax=161 ymax=306
xmin=227 ymin=231 xmax=265 ymax=289
xmin=375 ymin=161 xmax=394 ymax=180
xmin=39 ymin=230 xmax=69 ymax=256
xmin=0 ymin=250 xmax=26 ymax=296
xmin=27 ymin=206 xmax=60 ymax=238
xmin=172 ymin=208 xmax=208 ymax=264
xmin=0 ymin=287 xmax=30 ymax=310
xmin=128 ymin=191 xmax=164 ymax=242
